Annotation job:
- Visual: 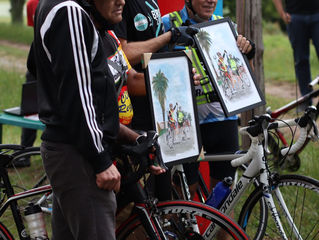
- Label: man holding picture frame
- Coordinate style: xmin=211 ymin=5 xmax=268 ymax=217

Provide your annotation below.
xmin=162 ymin=0 xmax=256 ymax=203
xmin=113 ymin=0 xmax=200 ymax=202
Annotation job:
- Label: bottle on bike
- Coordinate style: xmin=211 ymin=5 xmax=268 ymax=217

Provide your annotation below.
xmin=206 ymin=176 xmax=233 ymax=209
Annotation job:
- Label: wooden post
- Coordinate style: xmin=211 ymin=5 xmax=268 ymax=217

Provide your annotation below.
xmin=236 ymin=0 xmax=265 ymax=149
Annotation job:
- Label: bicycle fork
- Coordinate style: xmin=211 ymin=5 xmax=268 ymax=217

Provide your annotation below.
xmin=135 ymin=202 xmax=168 ymax=240
xmin=263 ymin=185 xmax=303 ymax=240
xmin=261 ymin=175 xmax=303 ymax=240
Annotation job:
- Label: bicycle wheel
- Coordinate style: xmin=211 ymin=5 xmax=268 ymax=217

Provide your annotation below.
xmin=8 ymin=147 xmax=49 ymax=189
xmin=116 ymin=200 xmax=249 ymax=240
xmin=0 ymin=221 xmax=14 ymax=240
xmin=238 ymin=174 xmax=319 ymax=240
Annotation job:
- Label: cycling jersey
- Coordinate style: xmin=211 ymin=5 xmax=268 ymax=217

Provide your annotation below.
xmin=102 ymin=30 xmax=133 ymax=126
xmin=218 ymin=56 xmax=228 ymax=72
xmin=113 ymin=0 xmax=164 ymax=131
xmin=228 ymin=58 xmax=238 ymax=71
xmin=177 ymin=111 xmax=184 ymax=124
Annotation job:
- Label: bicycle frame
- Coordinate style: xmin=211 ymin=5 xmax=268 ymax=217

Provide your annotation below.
xmin=116 ymin=171 xmax=208 ymax=239
xmin=116 ymin=200 xmax=167 ymax=239
xmin=0 ymin=169 xmax=51 ymax=240
xmin=203 ymin=142 xmax=299 ymax=239
xmin=268 ymin=80 xmax=319 ymax=149
xmin=192 ymin=113 xmax=316 ymax=240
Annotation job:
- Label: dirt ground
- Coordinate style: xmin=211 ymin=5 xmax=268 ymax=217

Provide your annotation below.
xmin=0 ymin=40 xmax=29 ymax=74
xmin=265 ymin=81 xmax=301 ymax=100
xmin=0 ymin=40 xmax=300 ymax=100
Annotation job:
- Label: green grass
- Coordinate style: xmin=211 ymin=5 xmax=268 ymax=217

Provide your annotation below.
xmin=265 ymin=93 xmax=292 ymax=113
xmin=0 ymin=65 xmax=41 ymax=145
xmin=0 ymin=16 xmax=10 ymax=23
xmin=0 ymin=43 xmax=29 ymax=58
xmin=264 ymin=30 xmax=319 ymax=84
xmin=0 ymin=22 xmax=33 ymax=45
xmin=0 ymin=68 xmax=25 ymax=110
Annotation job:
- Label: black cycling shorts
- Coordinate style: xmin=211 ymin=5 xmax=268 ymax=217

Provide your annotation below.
xmin=183 ymin=120 xmax=239 ymax=184
xmin=202 ymin=120 xmax=239 ymax=180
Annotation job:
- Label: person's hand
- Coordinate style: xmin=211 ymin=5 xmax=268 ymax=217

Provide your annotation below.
xmin=236 ymin=35 xmax=252 ymax=54
xmin=96 ymin=164 xmax=121 ymax=192
xmin=192 ymin=68 xmax=201 ymax=86
xmin=281 ymin=11 xmax=291 ymax=24
xmin=170 ymin=26 xmax=199 ymax=46
xmin=147 ymin=150 xmax=166 ymax=175
xmin=149 ymin=164 xmax=166 ymax=175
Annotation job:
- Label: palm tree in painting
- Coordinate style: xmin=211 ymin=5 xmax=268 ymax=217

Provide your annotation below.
xmin=152 ymin=70 xmax=169 ymax=126
xmin=196 ymin=29 xmax=218 ymax=77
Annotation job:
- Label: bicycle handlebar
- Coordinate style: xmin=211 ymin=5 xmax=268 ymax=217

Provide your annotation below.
xmin=281 ymin=127 xmax=308 ymax=156
xmin=119 ymin=131 xmax=168 ymax=187
xmin=231 ymin=107 xmax=318 ymax=167
xmin=231 ymin=137 xmax=258 ymax=167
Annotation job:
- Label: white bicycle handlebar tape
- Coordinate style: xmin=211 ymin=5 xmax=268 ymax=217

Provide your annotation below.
xmin=281 ymin=127 xmax=307 ymax=156
xmin=230 ymin=119 xmax=299 ymax=167
xmin=231 ymin=137 xmax=258 ymax=167
xmin=309 ymin=75 xmax=319 ymax=87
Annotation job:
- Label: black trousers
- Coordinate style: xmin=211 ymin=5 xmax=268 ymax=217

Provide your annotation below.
xmin=41 ymin=141 xmax=116 ymax=240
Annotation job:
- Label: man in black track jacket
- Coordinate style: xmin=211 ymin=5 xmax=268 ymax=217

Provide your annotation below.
xmin=29 ymin=0 xmax=164 ymax=239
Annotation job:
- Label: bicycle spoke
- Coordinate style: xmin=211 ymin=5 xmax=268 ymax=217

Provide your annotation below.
xmin=238 ymin=175 xmax=319 ymax=240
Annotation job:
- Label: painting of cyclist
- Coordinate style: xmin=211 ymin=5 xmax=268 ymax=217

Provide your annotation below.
xmin=168 ymin=103 xmax=177 ymax=130
xmin=226 ymin=53 xmax=243 ymax=87
xmin=176 ymin=105 xmax=187 ymax=141
xmin=217 ymin=51 xmax=235 ymax=92
xmin=166 ymin=103 xmax=177 ymax=148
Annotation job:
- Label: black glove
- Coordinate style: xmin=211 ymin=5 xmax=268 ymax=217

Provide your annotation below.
xmin=121 ymin=131 xmax=157 ymax=157
xmin=120 ymin=131 xmax=168 ymax=171
xmin=170 ymin=26 xmax=199 ymax=46
xmin=245 ymin=40 xmax=256 ymax=60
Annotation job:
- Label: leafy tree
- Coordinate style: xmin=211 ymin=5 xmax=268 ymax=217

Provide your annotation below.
xmin=10 ymin=0 xmax=26 ymax=25
xmin=152 ymin=70 xmax=169 ymax=125
xmin=196 ymin=29 xmax=219 ymax=76
xmin=223 ymin=0 xmax=280 ymax=23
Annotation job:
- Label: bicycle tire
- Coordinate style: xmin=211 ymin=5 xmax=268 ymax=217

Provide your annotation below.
xmin=116 ymin=200 xmax=249 ymax=240
xmin=238 ymin=174 xmax=319 ymax=240
xmin=0 ymin=221 xmax=14 ymax=240
xmin=9 ymin=147 xmax=49 ymax=189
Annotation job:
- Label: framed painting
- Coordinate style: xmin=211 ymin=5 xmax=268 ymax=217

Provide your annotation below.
xmin=143 ymin=51 xmax=202 ymax=166
xmin=193 ymin=17 xmax=265 ymax=116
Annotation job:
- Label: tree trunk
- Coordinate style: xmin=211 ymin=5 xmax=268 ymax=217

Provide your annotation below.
xmin=10 ymin=0 xmax=26 ymax=24
xmin=236 ymin=0 xmax=265 ymax=150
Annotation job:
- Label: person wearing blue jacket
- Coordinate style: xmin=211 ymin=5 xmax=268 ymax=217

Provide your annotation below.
xmin=162 ymin=0 xmax=255 ymax=199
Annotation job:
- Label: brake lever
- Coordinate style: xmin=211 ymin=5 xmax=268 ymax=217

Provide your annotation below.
xmin=148 ymin=131 xmax=168 ymax=171
xmin=305 ymin=106 xmax=319 ymax=139
xmin=154 ymin=141 xmax=169 ymax=171
xmin=261 ymin=115 xmax=271 ymax=154
xmin=311 ymin=119 xmax=319 ymax=139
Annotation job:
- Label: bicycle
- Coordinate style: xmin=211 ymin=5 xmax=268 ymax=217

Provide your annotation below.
xmin=0 ymin=144 xmax=52 ymax=239
xmin=266 ymin=75 xmax=319 ymax=171
xmin=0 ymin=140 xmax=250 ymax=239
xmin=174 ymin=107 xmax=319 ymax=239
